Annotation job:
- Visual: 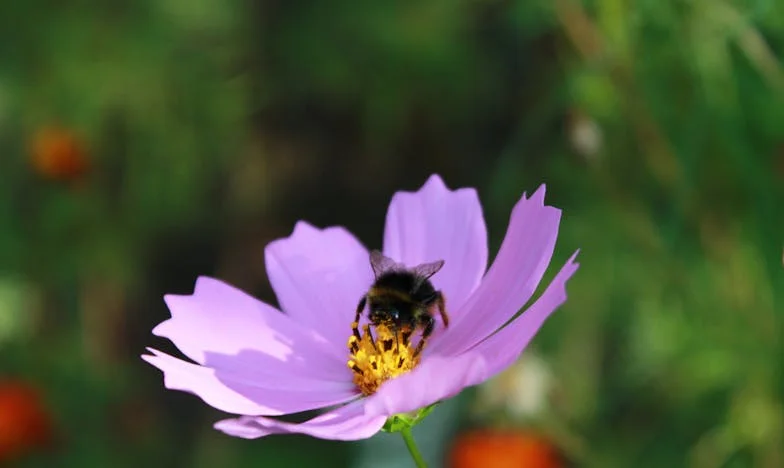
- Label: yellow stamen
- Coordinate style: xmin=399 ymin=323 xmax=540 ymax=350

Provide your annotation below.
xmin=347 ymin=324 xmax=421 ymax=396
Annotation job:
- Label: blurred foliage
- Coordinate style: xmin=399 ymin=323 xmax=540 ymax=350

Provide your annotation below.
xmin=0 ymin=0 xmax=782 ymax=466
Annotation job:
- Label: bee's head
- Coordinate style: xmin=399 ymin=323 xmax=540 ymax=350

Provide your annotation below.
xmin=369 ymin=307 xmax=400 ymax=324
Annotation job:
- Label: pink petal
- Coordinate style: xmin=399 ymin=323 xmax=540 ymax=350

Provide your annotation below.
xmin=214 ymin=401 xmax=386 ymax=441
xmin=432 ymin=185 xmax=561 ymax=356
xmin=265 ymin=222 xmax=373 ymax=351
xmin=383 ymin=174 xmax=488 ymax=316
xmin=143 ymin=349 xmax=358 ymax=416
xmin=362 ymin=352 xmax=488 ymax=418
xmin=361 ymin=253 xmax=578 ymax=418
xmin=471 ymin=251 xmax=579 ymax=376
xmin=153 ymin=276 xmax=348 ymax=383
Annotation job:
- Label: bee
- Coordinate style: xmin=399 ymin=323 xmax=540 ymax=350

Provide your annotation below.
xmin=353 ymin=250 xmax=449 ymax=356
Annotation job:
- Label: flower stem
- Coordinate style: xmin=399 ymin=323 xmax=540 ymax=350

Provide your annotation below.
xmin=400 ymin=427 xmax=427 ymax=468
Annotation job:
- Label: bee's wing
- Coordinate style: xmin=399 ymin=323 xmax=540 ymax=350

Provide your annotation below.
xmin=411 ymin=259 xmax=445 ymax=279
xmin=411 ymin=259 xmax=445 ymax=291
xmin=369 ymin=250 xmax=401 ymax=278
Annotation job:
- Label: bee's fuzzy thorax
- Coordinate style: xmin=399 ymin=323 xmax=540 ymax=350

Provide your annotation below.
xmin=367 ymin=286 xmax=414 ymax=304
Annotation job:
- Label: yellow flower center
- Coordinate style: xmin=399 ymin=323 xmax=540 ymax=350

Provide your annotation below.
xmin=347 ymin=323 xmax=421 ymax=396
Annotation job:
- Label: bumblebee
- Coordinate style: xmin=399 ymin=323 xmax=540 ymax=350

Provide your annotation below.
xmin=353 ymin=250 xmax=449 ymax=356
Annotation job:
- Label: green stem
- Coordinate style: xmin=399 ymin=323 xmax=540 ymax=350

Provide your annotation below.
xmin=400 ymin=427 xmax=427 ymax=468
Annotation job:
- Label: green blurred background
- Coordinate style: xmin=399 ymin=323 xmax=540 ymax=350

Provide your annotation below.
xmin=0 ymin=0 xmax=782 ymax=466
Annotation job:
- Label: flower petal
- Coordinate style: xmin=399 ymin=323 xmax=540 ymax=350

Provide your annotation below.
xmin=153 ymin=276 xmax=348 ymax=382
xmin=432 ymin=186 xmax=561 ymax=356
xmin=143 ymin=349 xmax=358 ymax=416
xmin=214 ymin=401 xmax=386 ymax=441
xmin=383 ymin=174 xmax=488 ymax=315
xmin=471 ymin=251 xmax=579 ymax=376
xmin=265 ymin=221 xmax=373 ymax=351
xmin=361 ymin=253 xmax=577 ymax=418
xmin=362 ymin=352 xmax=488 ymax=418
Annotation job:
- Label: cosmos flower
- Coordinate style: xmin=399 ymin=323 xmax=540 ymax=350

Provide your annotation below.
xmin=143 ymin=175 xmax=579 ymax=440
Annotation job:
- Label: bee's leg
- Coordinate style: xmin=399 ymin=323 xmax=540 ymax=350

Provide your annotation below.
xmin=435 ymin=291 xmax=449 ymax=327
xmin=353 ymin=296 xmax=366 ymax=342
xmin=413 ymin=316 xmax=434 ymax=357
xmin=401 ymin=328 xmax=413 ymax=346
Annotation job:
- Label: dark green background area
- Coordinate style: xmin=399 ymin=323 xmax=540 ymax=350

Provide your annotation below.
xmin=0 ymin=0 xmax=782 ymax=466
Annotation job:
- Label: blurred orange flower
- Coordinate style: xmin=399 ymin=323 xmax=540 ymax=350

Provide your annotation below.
xmin=29 ymin=126 xmax=90 ymax=181
xmin=0 ymin=380 xmax=54 ymax=463
xmin=448 ymin=429 xmax=563 ymax=468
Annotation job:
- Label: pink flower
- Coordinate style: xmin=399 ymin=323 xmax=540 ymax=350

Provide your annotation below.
xmin=143 ymin=175 xmax=579 ymax=441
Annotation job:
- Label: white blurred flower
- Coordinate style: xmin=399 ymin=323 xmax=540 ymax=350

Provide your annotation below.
xmin=568 ymin=110 xmax=603 ymax=161
xmin=475 ymin=352 xmax=554 ymax=420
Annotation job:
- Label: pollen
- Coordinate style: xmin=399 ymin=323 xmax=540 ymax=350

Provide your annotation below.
xmin=347 ymin=323 xmax=421 ymax=396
